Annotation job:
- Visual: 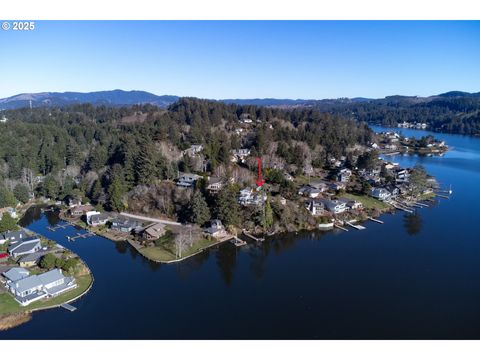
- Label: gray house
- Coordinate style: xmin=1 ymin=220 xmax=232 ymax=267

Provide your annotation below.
xmin=8 ymin=236 xmax=42 ymax=258
xmin=7 ymin=268 xmax=77 ymax=306
xmin=2 ymin=267 xmax=30 ymax=282
xmin=111 ymin=217 xmax=141 ymax=233
xmin=1 ymin=229 xmax=29 ymax=244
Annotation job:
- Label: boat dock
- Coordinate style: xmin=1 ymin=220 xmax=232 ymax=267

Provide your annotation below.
xmin=435 ymin=194 xmax=450 ymax=199
xmin=67 ymin=232 xmax=95 ymax=241
xmin=368 ymin=217 xmax=384 ymax=224
xmin=242 ymin=230 xmax=265 ymax=242
xmin=334 ymin=223 xmax=348 ymax=232
xmin=345 ymin=221 xmax=366 ymax=230
xmin=230 ymin=237 xmax=247 ymax=247
xmin=48 ymin=223 xmax=72 ymax=231
xmin=60 ymin=303 xmax=77 ymax=312
xmin=389 ymin=201 xmax=414 ymax=213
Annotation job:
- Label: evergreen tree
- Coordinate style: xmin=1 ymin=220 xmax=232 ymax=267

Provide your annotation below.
xmin=264 ymin=195 xmax=273 ymax=229
xmin=41 ymin=175 xmax=60 ymax=199
xmin=13 ymin=183 xmax=30 ymax=203
xmin=215 ymin=185 xmax=240 ymax=227
xmin=0 ymin=186 xmax=17 ymax=207
xmin=191 ymin=191 xmax=211 ymax=226
xmin=107 ymin=170 xmax=127 ymax=212
xmin=0 ymin=212 xmax=17 ymax=232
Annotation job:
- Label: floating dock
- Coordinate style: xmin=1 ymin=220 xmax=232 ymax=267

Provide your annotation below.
xmin=368 ymin=217 xmax=384 ymax=224
xmin=242 ymin=230 xmax=265 ymax=242
xmin=345 ymin=221 xmax=366 ymax=230
xmin=60 ymin=303 xmax=77 ymax=312
xmin=334 ymin=223 xmax=348 ymax=232
xmin=67 ymin=232 xmax=95 ymax=241
xmin=48 ymin=223 xmax=72 ymax=232
xmin=230 ymin=237 xmax=247 ymax=247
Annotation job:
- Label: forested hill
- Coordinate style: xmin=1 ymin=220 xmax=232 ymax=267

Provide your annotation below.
xmin=0 ymin=98 xmax=373 ymax=212
xmin=2 ymin=89 xmax=479 ymax=135
xmin=311 ymin=92 xmax=480 ymax=135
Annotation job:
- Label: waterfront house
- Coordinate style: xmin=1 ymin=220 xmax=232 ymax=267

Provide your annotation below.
xmin=89 ymin=213 xmax=110 ymax=226
xmin=341 ymin=198 xmax=363 ymax=210
xmin=306 ymin=200 xmax=325 ymax=216
xmin=320 ymin=199 xmax=348 ymax=214
xmin=206 ymin=177 xmax=224 ymax=193
xmin=111 ymin=217 xmax=141 ymax=234
xmin=65 ymin=196 xmax=82 ymax=208
xmin=238 ymin=188 xmax=266 ymax=206
xmin=8 ymin=236 xmax=42 ymax=258
xmin=1 ymin=229 xmax=29 ymax=244
xmin=69 ymin=205 xmax=94 ymax=217
xmin=176 ymin=173 xmax=201 ymax=188
xmin=7 ymin=268 xmax=77 ymax=306
xmin=309 ymin=180 xmax=329 ymax=193
xmin=385 ymin=185 xmax=400 ymax=198
xmin=371 ymin=187 xmax=392 ymax=201
xmin=204 ymin=219 xmax=227 ymax=238
xmin=19 ymin=251 xmax=50 ymax=267
xmin=2 ymin=267 xmax=30 ymax=282
xmin=142 ymin=223 xmax=167 ymax=241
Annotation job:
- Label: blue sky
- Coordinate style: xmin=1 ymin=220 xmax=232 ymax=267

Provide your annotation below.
xmin=0 ymin=21 xmax=479 ymax=99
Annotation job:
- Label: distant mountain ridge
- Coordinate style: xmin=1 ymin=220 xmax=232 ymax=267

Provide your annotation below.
xmin=0 ymin=90 xmax=179 ymax=110
xmin=0 ymin=89 xmax=479 ymax=110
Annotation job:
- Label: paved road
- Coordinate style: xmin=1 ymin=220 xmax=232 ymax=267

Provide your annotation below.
xmin=120 ymin=212 xmax=181 ymax=226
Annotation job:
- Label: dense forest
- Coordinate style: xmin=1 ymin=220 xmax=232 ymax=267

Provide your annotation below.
xmin=0 ymin=98 xmax=373 ymax=227
xmin=312 ymin=93 xmax=480 ymax=135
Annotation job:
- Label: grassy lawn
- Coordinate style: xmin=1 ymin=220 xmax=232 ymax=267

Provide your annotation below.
xmin=0 ymin=273 xmax=93 ymax=316
xmin=342 ymin=193 xmax=391 ymax=210
xmin=139 ymin=236 xmax=219 ymax=262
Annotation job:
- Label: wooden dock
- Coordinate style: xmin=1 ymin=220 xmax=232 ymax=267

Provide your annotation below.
xmin=230 ymin=237 xmax=247 ymax=247
xmin=60 ymin=303 xmax=77 ymax=312
xmin=435 ymin=194 xmax=450 ymax=199
xmin=345 ymin=221 xmax=366 ymax=230
xmin=334 ymin=223 xmax=348 ymax=232
xmin=67 ymin=232 xmax=95 ymax=241
xmin=242 ymin=230 xmax=265 ymax=242
xmin=48 ymin=223 xmax=72 ymax=232
xmin=368 ymin=217 xmax=384 ymax=224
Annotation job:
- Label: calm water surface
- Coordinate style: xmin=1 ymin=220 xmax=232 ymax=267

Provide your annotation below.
xmin=2 ymin=126 xmax=480 ymax=339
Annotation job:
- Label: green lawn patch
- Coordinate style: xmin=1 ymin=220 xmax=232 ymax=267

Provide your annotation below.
xmin=342 ymin=193 xmax=391 ymax=210
xmin=0 ymin=273 xmax=93 ymax=316
xmin=139 ymin=236 xmax=219 ymax=262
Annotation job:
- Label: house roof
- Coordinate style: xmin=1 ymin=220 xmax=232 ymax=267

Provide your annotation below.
xmin=13 ymin=269 xmax=66 ymax=294
xmin=8 ymin=237 xmax=41 ymax=255
xmin=2 ymin=267 xmax=30 ymax=282
xmin=144 ymin=223 xmax=166 ymax=237
xmin=19 ymin=251 xmax=48 ymax=263
xmin=1 ymin=229 xmax=28 ymax=241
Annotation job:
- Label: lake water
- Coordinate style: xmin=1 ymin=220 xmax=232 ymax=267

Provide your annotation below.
xmin=2 ymin=126 xmax=480 ymax=339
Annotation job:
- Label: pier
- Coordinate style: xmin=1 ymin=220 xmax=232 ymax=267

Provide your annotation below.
xmin=230 ymin=237 xmax=247 ymax=247
xmin=345 ymin=221 xmax=366 ymax=230
xmin=368 ymin=217 xmax=384 ymax=224
xmin=47 ymin=223 xmax=72 ymax=232
xmin=334 ymin=223 xmax=348 ymax=232
xmin=60 ymin=303 xmax=77 ymax=312
xmin=242 ymin=230 xmax=265 ymax=242
xmin=67 ymin=232 xmax=95 ymax=241
xmin=389 ymin=201 xmax=414 ymax=213
xmin=435 ymin=194 xmax=450 ymax=199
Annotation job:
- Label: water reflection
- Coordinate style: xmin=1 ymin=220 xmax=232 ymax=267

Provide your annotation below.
xmin=114 ymin=241 xmax=128 ymax=254
xmin=403 ymin=212 xmax=423 ymax=236
xmin=216 ymin=244 xmax=237 ymax=286
xmin=176 ymin=251 xmax=210 ymax=279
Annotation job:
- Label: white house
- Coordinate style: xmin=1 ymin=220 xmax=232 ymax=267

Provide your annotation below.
xmin=320 ymin=199 xmax=348 ymax=214
xmin=176 ymin=173 xmax=201 ymax=188
xmin=371 ymin=187 xmax=392 ymax=201
xmin=306 ymin=200 xmax=325 ymax=216
xmin=7 ymin=268 xmax=77 ymax=306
